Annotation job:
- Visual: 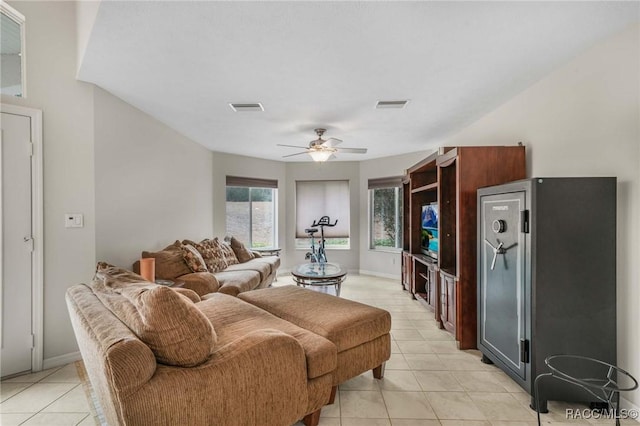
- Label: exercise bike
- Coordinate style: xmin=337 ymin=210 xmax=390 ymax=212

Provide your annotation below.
xmin=304 ymin=216 xmax=338 ymax=264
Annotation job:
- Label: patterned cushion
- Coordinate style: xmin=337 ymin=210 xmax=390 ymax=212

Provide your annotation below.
xmin=220 ymin=241 xmax=239 ymax=266
xmin=142 ymin=240 xmax=192 ymax=279
xmin=90 ymin=263 xmax=216 ymax=366
xmin=225 ymin=236 xmax=255 ymax=263
xmin=181 ymin=244 xmax=208 ymax=273
xmin=184 ymin=238 xmax=227 ymax=273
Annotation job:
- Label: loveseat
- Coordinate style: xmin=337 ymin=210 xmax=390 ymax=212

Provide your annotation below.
xmin=133 ymin=236 xmax=280 ymax=297
xmin=66 ymin=264 xmax=334 ymax=426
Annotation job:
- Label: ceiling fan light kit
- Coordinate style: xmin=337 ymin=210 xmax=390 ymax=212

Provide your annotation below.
xmin=308 ymin=150 xmax=334 ymax=162
xmin=278 ymin=128 xmax=368 ymax=162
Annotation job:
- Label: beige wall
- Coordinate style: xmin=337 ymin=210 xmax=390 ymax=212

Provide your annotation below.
xmin=94 ymin=86 xmax=214 ymax=267
xmin=440 ymin=24 xmax=640 ymax=406
xmin=358 ymin=151 xmax=431 ymax=278
xmin=2 ymin=1 xmax=96 ymax=362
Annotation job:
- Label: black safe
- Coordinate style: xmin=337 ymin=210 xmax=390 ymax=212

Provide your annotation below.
xmin=477 ymin=177 xmax=616 ymax=410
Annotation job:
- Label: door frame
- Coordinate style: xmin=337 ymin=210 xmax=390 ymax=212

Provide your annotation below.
xmin=0 ymin=103 xmax=43 ymax=372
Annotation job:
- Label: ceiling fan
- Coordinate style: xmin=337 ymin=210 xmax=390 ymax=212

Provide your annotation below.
xmin=278 ymin=128 xmax=367 ymax=162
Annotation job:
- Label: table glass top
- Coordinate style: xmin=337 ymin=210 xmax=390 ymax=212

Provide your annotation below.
xmin=292 ymin=262 xmax=346 ymax=279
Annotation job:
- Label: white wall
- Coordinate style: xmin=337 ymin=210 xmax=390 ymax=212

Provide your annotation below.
xmin=2 ymin=1 xmax=96 ymax=362
xmin=441 ymin=24 xmax=640 ymax=407
xmin=94 ymin=86 xmax=214 ymax=267
xmin=75 ymin=0 xmax=101 ymax=74
xmin=2 ymin=2 xmax=215 ymax=364
xmin=358 ymin=151 xmax=431 ymax=278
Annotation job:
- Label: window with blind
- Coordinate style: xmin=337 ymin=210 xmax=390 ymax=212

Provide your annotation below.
xmin=295 ymin=180 xmax=350 ymax=249
xmin=368 ymin=176 xmax=403 ymax=250
xmin=225 ymin=176 xmax=278 ymax=248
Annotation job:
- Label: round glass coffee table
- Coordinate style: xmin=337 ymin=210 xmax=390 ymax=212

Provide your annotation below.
xmin=291 ymin=262 xmax=347 ymax=297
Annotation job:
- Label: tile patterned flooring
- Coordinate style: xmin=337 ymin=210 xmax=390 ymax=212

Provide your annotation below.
xmin=1 ymin=274 xmax=637 ymax=425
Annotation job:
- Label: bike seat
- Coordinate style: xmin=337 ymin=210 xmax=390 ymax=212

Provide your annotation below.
xmin=305 ymin=228 xmax=318 ymax=235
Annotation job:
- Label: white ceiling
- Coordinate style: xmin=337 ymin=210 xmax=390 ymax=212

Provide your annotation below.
xmin=78 ymin=1 xmax=639 ymax=162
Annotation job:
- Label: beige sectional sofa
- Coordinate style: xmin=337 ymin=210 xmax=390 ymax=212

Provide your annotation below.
xmin=67 ymin=264 xmax=333 ymax=426
xmin=133 ymin=237 xmax=280 ymax=297
xmin=66 ymin=263 xmax=391 ymax=426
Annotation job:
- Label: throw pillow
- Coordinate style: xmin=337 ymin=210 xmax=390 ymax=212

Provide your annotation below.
xmin=91 ymin=263 xmax=216 ymax=367
xmin=142 ymin=240 xmax=192 ymax=279
xmin=172 ymin=287 xmax=201 ymax=303
xmin=184 ymin=238 xmax=227 ymax=273
xmin=220 ymin=241 xmax=239 ymax=266
xmin=93 ymin=261 xmax=148 ymax=285
xmin=181 ymin=244 xmax=208 ymax=273
xmin=225 ymin=236 xmax=255 ymax=263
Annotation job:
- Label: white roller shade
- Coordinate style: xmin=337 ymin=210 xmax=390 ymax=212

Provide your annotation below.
xmin=295 ymin=180 xmax=350 ymax=238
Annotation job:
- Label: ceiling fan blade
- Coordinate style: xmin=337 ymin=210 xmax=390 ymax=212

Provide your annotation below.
xmin=336 ymin=147 xmax=367 ymax=154
xmin=277 ymin=144 xmax=310 ymax=149
xmin=322 ymin=138 xmax=343 ymax=147
xmin=282 ymin=151 xmax=309 ymax=158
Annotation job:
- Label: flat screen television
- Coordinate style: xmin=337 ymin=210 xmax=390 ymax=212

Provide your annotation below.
xmin=421 ymin=203 xmax=439 ymax=259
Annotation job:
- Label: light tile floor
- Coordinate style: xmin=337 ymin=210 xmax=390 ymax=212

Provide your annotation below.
xmin=1 ymin=274 xmax=637 ymax=425
xmin=0 ymin=363 xmax=93 ymax=426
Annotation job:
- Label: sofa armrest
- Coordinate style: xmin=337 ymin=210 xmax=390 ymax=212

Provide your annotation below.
xmin=177 ymin=272 xmax=220 ymax=296
xmin=125 ymin=329 xmax=310 ymax=425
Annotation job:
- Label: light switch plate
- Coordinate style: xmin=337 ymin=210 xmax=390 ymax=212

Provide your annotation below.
xmin=65 ymin=213 xmax=84 ymax=228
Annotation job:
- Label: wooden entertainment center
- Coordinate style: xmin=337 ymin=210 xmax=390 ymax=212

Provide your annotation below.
xmin=401 ymin=146 xmax=526 ymax=349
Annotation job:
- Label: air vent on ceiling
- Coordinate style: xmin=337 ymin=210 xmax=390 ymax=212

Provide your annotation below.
xmin=229 ymin=103 xmax=264 ymax=112
xmin=375 ymin=100 xmax=409 ymax=109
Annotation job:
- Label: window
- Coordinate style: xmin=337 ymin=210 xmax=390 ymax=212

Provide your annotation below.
xmin=369 ymin=176 xmax=403 ymax=250
xmin=225 ymin=176 xmax=277 ymax=248
xmin=295 ymin=180 xmax=350 ymax=249
xmin=1 ymin=3 xmax=25 ymax=97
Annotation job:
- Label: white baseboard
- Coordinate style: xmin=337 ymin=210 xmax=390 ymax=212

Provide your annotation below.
xmin=358 ymin=270 xmax=400 ymax=280
xmin=621 ymin=395 xmax=640 ymax=412
xmin=43 ymin=351 xmax=82 ymax=370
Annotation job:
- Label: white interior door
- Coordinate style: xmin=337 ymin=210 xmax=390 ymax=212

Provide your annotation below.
xmin=1 ymin=111 xmax=34 ymax=377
